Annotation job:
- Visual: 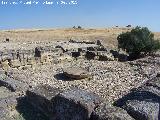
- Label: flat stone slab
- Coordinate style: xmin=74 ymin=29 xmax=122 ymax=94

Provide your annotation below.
xmin=51 ymin=87 xmax=102 ymax=120
xmin=91 ymin=103 xmax=134 ymax=120
xmin=26 ymin=84 xmax=61 ymax=116
xmin=63 ymin=67 xmax=91 ymax=79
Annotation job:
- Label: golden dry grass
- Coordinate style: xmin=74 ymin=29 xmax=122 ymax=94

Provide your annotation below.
xmin=0 ymin=28 xmax=160 ymax=49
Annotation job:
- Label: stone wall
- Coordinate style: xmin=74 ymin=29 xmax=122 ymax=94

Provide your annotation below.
xmin=0 ymin=47 xmax=64 ymax=69
xmin=0 ymin=42 xmax=116 ymax=70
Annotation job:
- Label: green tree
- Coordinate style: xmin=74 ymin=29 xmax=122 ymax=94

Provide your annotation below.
xmin=78 ymin=26 xmax=82 ymax=29
xmin=117 ymin=26 xmax=160 ymax=60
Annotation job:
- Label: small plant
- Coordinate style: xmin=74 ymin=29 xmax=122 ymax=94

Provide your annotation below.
xmin=117 ymin=26 xmax=160 ymax=60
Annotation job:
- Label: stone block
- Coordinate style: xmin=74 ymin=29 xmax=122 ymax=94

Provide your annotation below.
xmin=26 ymin=85 xmax=61 ymax=117
xmin=90 ymin=103 xmax=134 ymax=120
xmin=122 ymin=100 xmax=159 ymax=120
xmin=51 ymin=87 xmax=102 ymax=120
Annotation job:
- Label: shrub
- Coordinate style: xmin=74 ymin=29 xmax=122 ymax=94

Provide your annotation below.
xmin=117 ymin=26 xmax=160 ymax=60
xmin=78 ymin=26 xmax=82 ymax=29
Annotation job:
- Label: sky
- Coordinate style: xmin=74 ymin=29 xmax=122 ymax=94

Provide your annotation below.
xmin=0 ymin=0 xmax=160 ymax=31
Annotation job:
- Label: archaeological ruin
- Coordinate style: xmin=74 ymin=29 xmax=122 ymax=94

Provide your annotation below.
xmin=1 ymin=39 xmax=160 ymax=120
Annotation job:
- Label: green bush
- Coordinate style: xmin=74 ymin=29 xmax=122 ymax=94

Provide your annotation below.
xmin=78 ymin=26 xmax=82 ymax=29
xmin=117 ymin=26 xmax=160 ymax=59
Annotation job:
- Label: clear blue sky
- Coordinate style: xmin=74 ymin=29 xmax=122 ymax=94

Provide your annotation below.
xmin=0 ymin=0 xmax=160 ymax=31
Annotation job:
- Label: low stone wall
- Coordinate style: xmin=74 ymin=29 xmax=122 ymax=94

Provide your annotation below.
xmin=0 ymin=48 xmax=57 ymax=70
xmin=0 ymin=44 xmax=111 ymax=70
xmin=26 ymin=85 xmax=135 ymax=120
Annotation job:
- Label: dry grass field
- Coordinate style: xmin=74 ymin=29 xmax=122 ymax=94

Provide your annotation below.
xmin=0 ymin=27 xmax=159 ymax=49
xmin=1 ymin=27 xmax=159 ymax=49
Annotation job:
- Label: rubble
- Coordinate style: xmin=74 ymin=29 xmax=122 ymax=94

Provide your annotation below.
xmin=0 ymin=40 xmax=116 ymax=70
xmin=0 ymin=39 xmax=160 ymax=120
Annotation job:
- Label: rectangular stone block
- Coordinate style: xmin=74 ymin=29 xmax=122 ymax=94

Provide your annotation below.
xmin=26 ymin=85 xmax=61 ymax=117
xmin=51 ymin=87 xmax=102 ymax=120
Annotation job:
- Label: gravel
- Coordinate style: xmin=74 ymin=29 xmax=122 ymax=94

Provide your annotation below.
xmin=7 ymin=59 xmax=147 ymax=103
